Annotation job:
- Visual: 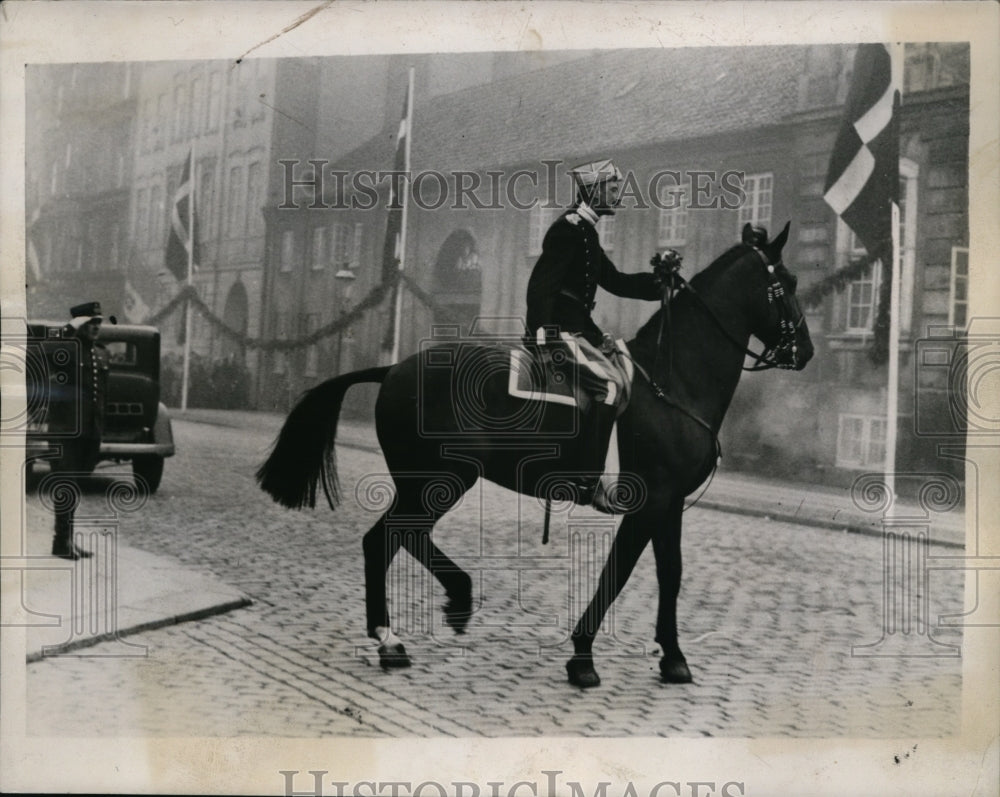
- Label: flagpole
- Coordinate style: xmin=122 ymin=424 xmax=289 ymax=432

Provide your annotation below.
xmin=390 ymin=67 xmax=414 ymax=365
xmin=884 ymin=43 xmax=904 ymax=509
xmin=181 ymin=145 xmax=195 ymax=411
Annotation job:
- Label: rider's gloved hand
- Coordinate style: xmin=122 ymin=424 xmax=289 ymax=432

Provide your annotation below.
xmin=651 ymin=249 xmax=683 ymax=287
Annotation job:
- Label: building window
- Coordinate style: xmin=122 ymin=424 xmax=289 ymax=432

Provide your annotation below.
xmin=311 ymin=226 xmax=328 ymax=270
xmin=173 ymin=84 xmax=189 ymax=142
xmin=197 ymin=162 xmax=216 ymax=240
xmin=351 ymin=223 xmax=364 ymax=269
xmin=737 ymin=172 xmax=773 ymax=232
xmin=279 ymin=230 xmax=295 ymax=272
xmin=109 ymin=223 xmax=120 ymax=268
xmin=950 ymin=247 xmax=969 ymax=329
xmin=191 ymin=77 xmax=204 ymax=136
xmin=836 ymin=159 xmax=918 ymax=335
xmin=596 ymin=215 xmax=615 ymax=252
xmin=836 ymin=414 xmax=887 ymax=468
xmin=247 ymin=160 xmax=264 ymax=235
xmin=155 ymin=93 xmax=168 ymax=149
xmin=331 ymin=222 xmax=352 ymax=270
xmin=304 ymin=314 xmax=321 ymax=377
xmin=657 ymin=188 xmax=688 ymax=247
xmin=846 ymin=260 xmax=882 ymax=333
xmin=227 ymin=165 xmax=245 ymax=237
xmin=207 ymin=71 xmax=222 ymax=131
xmin=150 ymin=184 xmax=164 ymax=248
xmin=528 ymin=205 xmax=559 ymax=256
xmin=135 ymin=187 xmax=149 ymax=246
xmin=273 ymin=313 xmax=287 ymax=375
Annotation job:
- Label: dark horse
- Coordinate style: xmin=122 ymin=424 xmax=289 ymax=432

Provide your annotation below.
xmin=257 ymin=222 xmax=814 ymax=688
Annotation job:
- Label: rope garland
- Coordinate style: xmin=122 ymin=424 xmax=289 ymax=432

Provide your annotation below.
xmin=142 ymin=265 xmax=466 ymax=353
xmin=145 ymin=249 xmax=888 ymax=356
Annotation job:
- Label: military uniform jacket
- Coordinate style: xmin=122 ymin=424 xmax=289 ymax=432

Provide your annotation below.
xmin=526 ymin=209 xmax=661 ymax=347
xmin=47 ymin=337 xmax=110 ymax=440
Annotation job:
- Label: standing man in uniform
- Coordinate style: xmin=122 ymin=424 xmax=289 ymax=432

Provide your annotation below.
xmin=48 ymin=301 xmax=109 ymax=560
xmin=526 ymin=159 xmax=678 ymax=510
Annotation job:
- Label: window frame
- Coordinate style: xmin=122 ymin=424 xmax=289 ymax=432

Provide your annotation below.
xmin=279 ymin=229 xmax=295 ymax=273
xmin=737 ymin=172 xmax=773 ymax=233
xmin=528 ymin=204 xmax=559 ymax=257
xmin=949 ymin=246 xmax=969 ymax=329
xmin=836 ymin=413 xmax=887 ymax=469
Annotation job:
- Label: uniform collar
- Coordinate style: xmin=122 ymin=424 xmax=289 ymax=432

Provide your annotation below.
xmin=573 ymin=202 xmax=599 ymax=227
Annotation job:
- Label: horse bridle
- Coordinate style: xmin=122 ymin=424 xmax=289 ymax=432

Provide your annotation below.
xmin=622 ymin=244 xmax=806 ymax=508
xmin=674 ymin=245 xmax=806 ymax=372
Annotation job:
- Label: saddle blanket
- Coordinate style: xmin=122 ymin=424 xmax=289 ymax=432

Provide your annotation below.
xmin=508 ymin=332 xmax=634 ymax=415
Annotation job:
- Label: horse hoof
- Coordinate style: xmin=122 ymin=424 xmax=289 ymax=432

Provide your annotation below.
xmin=566 ymin=655 xmax=601 ymax=689
xmin=659 ymin=656 xmax=692 ymax=684
xmin=443 ymin=592 xmax=472 ymax=635
xmin=378 ymin=643 xmax=411 ymax=670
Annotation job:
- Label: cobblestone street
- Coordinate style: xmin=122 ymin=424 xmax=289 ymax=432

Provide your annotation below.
xmin=24 ymin=415 xmax=964 ymax=737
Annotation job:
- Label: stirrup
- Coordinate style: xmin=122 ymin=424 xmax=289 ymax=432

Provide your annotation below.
xmin=590 ymin=475 xmax=629 ymax=515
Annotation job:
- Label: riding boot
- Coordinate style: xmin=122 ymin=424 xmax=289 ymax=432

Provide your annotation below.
xmin=51 ymin=510 xmax=91 ymax=560
xmin=573 ymin=403 xmax=619 ymax=512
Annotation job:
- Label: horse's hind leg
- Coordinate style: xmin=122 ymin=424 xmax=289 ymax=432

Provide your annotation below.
xmin=399 ymin=530 xmax=473 ymax=634
xmin=362 ymin=514 xmax=411 ymax=667
xmin=361 ymin=478 xmax=473 ymax=668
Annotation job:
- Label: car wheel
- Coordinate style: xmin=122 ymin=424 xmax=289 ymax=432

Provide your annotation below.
xmin=133 ymin=455 xmax=164 ymax=493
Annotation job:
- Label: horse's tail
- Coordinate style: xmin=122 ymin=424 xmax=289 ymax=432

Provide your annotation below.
xmin=256 ymin=366 xmax=392 ymax=510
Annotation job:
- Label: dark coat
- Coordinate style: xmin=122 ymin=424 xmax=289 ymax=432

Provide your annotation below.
xmin=47 ymin=335 xmax=110 ymax=442
xmin=526 ymin=209 xmax=661 ymax=346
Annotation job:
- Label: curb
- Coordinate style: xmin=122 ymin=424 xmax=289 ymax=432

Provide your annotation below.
xmin=26 ymin=596 xmax=253 ymax=663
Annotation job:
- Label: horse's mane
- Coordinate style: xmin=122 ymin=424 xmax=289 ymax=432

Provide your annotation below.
xmin=634 ymin=243 xmax=750 ymax=341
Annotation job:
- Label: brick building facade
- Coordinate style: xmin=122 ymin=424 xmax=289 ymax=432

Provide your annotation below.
xmin=257 ymin=44 xmax=969 ymax=488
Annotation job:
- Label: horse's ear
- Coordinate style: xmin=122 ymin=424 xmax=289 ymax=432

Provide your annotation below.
xmin=741 ymin=223 xmax=755 ymax=245
xmin=772 ymin=221 xmax=791 ymax=251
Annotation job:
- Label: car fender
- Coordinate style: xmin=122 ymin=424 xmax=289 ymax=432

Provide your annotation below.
xmin=152 ymin=402 xmax=176 ymax=456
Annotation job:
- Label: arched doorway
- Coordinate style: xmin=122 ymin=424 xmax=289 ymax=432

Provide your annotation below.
xmin=216 ymin=280 xmax=250 ymax=409
xmin=432 ymin=229 xmax=482 ymax=333
xmin=221 ymin=281 xmax=249 ymax=362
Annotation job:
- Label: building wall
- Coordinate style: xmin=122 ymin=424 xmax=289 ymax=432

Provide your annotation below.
xmin=250 ymin=46 xmax=968 ymax=487
xmin=26 ymin=63 xmax=137 ymax=319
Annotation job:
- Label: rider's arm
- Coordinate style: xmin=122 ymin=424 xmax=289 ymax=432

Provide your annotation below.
xmin=597 ymin=252 xmax=661 ymax=300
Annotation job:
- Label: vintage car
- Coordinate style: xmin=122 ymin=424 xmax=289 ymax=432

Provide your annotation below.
xmin=25 ymin=321 xmax=175 ymax=492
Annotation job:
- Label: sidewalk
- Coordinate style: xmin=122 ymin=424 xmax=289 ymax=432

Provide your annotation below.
xmin=12 ymin=491 xmax=250 ymax=663
xmin=178 ymin=408 xmax=967 ymax=549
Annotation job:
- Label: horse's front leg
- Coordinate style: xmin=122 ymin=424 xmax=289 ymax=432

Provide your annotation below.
xmin=567 ymin=513 xmax=652 ymax=688
xmin=651 ymin=497 xmax=692 ymax=683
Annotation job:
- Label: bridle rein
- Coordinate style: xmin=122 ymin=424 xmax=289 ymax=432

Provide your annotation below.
xmin=621 ymin=244 xmax=806 ymax=505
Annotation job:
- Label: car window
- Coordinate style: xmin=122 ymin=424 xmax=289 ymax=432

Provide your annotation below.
xmin=104 ymin=340 xmax=138 ymax=367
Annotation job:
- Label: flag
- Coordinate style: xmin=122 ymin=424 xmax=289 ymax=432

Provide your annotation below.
xmin=381 ymin=87 xmax=411 ymax=352
xmin=824 ymin=43 xmax=901 ymax=361
xmin=165 ymin=150 xmax=200 ymax=282
xmin=381 ymin=93 xmax=409 ymax=285
xmin=123 ymin=280 xmax=151 ymax=323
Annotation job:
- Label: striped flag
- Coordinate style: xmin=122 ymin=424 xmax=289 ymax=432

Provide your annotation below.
xmin=824 ymin=44 xmax=901 ymax=361
xmin=381 ymin=92 xmax=409 ymax=285
xmin=381 ymin=85 xmax=412 ymax=353
xmin=824 ymin=44 xmax=900 ymax=261
xmin=165 ymin=149 xmax=200 ymax=282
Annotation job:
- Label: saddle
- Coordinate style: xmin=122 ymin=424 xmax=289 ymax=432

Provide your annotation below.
xmin=508 ymin=332 xmax=634 ymax=416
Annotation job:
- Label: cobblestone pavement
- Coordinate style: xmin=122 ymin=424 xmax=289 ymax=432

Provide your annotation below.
xmin=24 ymin=417 xmax=964 ymax=737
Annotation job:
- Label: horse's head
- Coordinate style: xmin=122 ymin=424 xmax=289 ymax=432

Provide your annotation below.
xmin=740 ymin=221 xmax=814 ymax=370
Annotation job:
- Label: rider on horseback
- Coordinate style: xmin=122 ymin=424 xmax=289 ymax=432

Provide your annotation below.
xmin=526 ymin=159 xmax=679 ymax=511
